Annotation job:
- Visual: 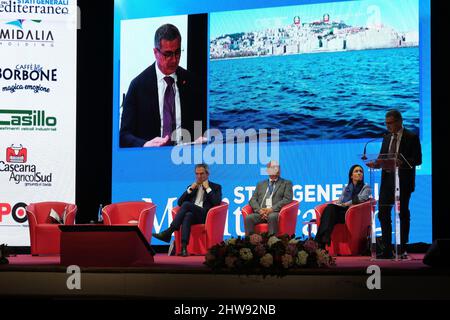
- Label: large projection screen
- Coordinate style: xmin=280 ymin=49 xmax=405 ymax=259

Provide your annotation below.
xmin=113 ymin=0 xmax=431 ymax=244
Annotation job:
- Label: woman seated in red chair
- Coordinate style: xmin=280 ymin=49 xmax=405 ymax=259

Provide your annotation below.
xmin=315 ymin=164 xmax=372 ymax=249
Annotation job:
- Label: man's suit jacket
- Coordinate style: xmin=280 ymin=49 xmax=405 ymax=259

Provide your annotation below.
xmin=380 ymin=128 xmax=422 ymax=194
xmin=249 ymin=178 xmax=293 ymax=213
xmin=177 ymin=181 xmax=222 ymax=213
xmin=119 ymin=63 xmax=205 ymax=147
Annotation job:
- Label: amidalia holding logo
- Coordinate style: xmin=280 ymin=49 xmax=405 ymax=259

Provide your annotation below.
xmin=0 ymin=19 xmax=54 ymax=47
xmin=0 ymin=109 xmax=57 ymax=130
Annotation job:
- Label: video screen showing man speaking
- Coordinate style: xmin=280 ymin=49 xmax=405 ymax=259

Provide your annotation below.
xmin=119 ymin=14 xmax=207 ymax=148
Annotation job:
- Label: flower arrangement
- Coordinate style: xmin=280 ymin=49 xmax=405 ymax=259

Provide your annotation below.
xmin=204 ymin=233 xmax=335 ymax=276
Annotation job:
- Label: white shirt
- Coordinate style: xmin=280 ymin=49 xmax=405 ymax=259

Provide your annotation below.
xmin=186 ymin=182 xmax=212 ymax=208
xmin=194 ymin=186 xmax=205 ymax=208
xmin=155 ymin=65 xmax=182 ymax=144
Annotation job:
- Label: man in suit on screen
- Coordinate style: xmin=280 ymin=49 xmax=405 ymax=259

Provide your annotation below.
xmin=119 ymin=23 xmax=204 ymax=147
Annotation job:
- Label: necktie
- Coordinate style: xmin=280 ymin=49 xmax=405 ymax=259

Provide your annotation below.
xmin=261 ymin=181 xmax=274 ymax=208
xmin=389 ymin=133 xmax=398 ymax=155
xmin=163 ymin=76 xmax=175 ymax=138
xmin=268 ymin=180 xmax=274 ymax=195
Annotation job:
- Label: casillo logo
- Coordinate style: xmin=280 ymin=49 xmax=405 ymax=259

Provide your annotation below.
xmin=6 ymin=144 xmax=27 ymax=163
xmin=0 ymin=109 xmax=57 ymax=127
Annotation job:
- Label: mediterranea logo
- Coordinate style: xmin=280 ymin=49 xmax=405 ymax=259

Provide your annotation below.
xmin=0 ymin=0 xmax=70 ymax=15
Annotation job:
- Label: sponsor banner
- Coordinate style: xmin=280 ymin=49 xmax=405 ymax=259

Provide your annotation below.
xmin=0 ymin=0 xmax=76 ymax=246
xmin=0 ymin=0 xmax=77 ymax=21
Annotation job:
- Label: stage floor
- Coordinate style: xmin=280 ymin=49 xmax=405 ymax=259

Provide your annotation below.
xmin=1 ymin=254 xmax=450 ymax=299
xmin=0 ymin=253 xmax=436 ymax=273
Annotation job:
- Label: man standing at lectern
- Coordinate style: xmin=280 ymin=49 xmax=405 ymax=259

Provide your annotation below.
xmin=377 ymin=109 xmax=422 ymax=259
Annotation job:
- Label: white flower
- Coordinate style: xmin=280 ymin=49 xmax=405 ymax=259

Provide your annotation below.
xmin=296 ymin=250 xmax=309 ymax=266
xmin=260 ymin=253 xmax=273 ymax=268
xmin=288 ymin=238 xmax=300 ymax=245
xmin=267 ymin=236 xmax=281 ymax=247
xmin=281 ymin=254 xmax=294 ymax=269
xmin=315 ymin=249 xmax=330 ymax=266
xmin=239 ymin=248 xmax=253 ymax=261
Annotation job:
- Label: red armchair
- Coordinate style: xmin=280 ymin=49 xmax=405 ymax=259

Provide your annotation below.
xmin=102 ymin=201 xmax=156 ymax=244
xmin=26 ymin=201 xmax=77 ymax=255
xmin=241 ymin=200 xmax=299 ymax=236
xmin=314 ymin=200 xmax=376 ymax=256
xmin=171 ymin=201 xmax=229 ymax=255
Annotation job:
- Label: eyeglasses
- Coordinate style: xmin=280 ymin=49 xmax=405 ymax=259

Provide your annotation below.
xmin=156 ymin=48 xmax=183 ymax=59
xmin=385 ymin=119 xmax=399 ymax=125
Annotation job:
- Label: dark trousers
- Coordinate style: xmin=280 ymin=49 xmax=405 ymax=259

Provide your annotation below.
xmin=244 ymin=212 xmax=279 ymax=235
xmin=315 ymin=204 xmax=348 ymax=245
xmin=170 ymin=202 xmax=207 ymax=245
xmin=378 ymin=174 xmax=412 ymax=252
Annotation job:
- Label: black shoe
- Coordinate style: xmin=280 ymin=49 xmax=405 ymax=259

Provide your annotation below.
xmin=152 ymin=229 xmax=173 ymax=243
xmin=376 ymin=251 xmax=394 ymax=259
xmin=316 ymin=241 xmax=326 ymax=249
xmin=181 ymin=244 xmax=188 ymax=257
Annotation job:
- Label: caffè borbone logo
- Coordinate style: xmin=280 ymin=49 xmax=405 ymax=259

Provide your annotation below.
xmin=0 ymin=64 xmax=58 ymax=94
xmin=0 ymin=19 xmax=54 ymax=48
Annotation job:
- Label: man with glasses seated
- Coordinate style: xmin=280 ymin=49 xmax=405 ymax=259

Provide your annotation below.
xmin=120 ymin=23 xmax=205 ymax=147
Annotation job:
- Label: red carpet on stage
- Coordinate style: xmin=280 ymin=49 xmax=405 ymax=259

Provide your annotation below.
xmin=1 ymin=253 xmax=431 ymax=273
xmin=3 ymin=253 xmax=450 ymax=300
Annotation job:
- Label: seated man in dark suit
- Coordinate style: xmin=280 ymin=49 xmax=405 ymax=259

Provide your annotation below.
xmin=152 ymin=163 xmax=222 ymax=256
xmin=245 ymin=161 xmax=293 ymax=235
xmin=119 ymin=23 xmax=205 ymax=147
